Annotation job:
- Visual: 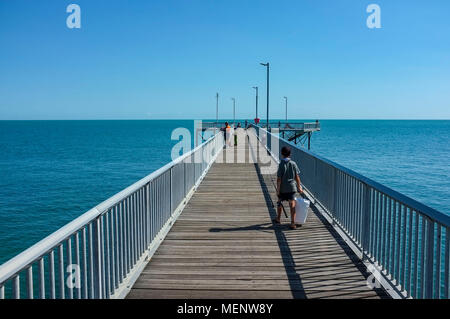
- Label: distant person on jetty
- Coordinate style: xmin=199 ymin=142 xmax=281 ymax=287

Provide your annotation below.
xmin=274 ymin=146 xmax=303 ymax=230
xmin=222 ymin=122 xmax=232 ymax=147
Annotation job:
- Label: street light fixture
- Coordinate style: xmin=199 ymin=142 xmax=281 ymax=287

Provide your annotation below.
xmin=252 ymin=87 xmax=258 ymax=120
xmin=216 ymin=93 xmax=219 ymax=125
xmin=231 ymin=98 xmax=236 ymax=128
xmin=260 ymin=62 xmax=270 ymax=129
xmin=284 ymin=96 xmax=288 ymax=122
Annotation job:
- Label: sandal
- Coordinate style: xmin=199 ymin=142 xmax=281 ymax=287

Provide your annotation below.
xmin=290 ymin=224 xmax=297 ymax=230
xmin=272 ymin=218 xmax=281 ymax=224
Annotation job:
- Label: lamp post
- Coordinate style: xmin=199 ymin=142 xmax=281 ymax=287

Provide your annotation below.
xmin=231 ymin=98 xmax=235 ymax=127
xmin=284 ymin=96 xmax=288 ymax=122
xmin=216 ymin=93 xmax=219 ymax=126
xmin=260 ymin=62 xmax=269 ymax=129
xmin=252 ymin=87 xmax=258 ymax=120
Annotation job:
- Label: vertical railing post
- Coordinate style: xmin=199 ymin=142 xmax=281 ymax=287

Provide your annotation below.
xmin=193 ymin=153 xmax=196 ymax=187
xmin=93 ymin=217 xmax=103 ymax=299
xmin=434 ymin=225 xmax=441 ymax=299
xmin=146 ymin=183 xmax=150 ymax=248
xmin=59 ymin=244 xmax=65 ymax=299
xmin=362 ymin=184 xmax=371 ymax=260
xmin=13 ymin=275 xmax=20 ymax=299
xmin=169 ymin=167 xmax=173 ymax=216
xmin=49 ymin=251 xmax=55 ymax=299
xmin=445 ymin=227 xmax=449 ymax=299
xmin=332 ymin=168 xmax=337 ymax=226
xmin=425 ymin=219 xmax=435 ymax=299
xmin=183 ymin=161 xmax=187 ymax=199
xmin=27 ymin=266 xmax=33 ymax=299
xmin=39 ymin=258 xmax=45 ymax=299
xmin=313 ymin=157 xmax=318 ymax=202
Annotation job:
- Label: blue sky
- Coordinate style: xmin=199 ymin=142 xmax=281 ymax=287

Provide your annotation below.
xmin=0 ymin=0 xmax=449 ymax=120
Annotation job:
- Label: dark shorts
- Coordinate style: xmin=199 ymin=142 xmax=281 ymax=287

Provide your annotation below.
xmin=277 ymin=192 xmax=296 ymax=206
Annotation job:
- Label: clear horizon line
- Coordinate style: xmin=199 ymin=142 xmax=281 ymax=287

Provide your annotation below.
xmin=0 ymin=118 xmax=449 ymax=121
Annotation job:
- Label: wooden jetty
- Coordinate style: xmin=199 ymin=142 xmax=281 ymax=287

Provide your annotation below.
xmin=127 ymin=129 xmax=387 ymax=299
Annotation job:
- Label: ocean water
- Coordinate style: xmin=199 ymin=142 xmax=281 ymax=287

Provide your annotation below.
xmin=0 ymin=120 xmax=449 ymax=265
xmin=0 ymin=120 xmax=194 ymax=264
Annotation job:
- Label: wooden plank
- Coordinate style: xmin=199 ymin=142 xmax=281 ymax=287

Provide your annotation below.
xmin=139 ymin=271 xmax=366 ymax=280
xmin=127 ymin=289 xmax=295 ymax=299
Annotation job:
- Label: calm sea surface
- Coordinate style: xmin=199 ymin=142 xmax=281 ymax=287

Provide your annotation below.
xmin=0 ymin=120 xmax=448 ymax=264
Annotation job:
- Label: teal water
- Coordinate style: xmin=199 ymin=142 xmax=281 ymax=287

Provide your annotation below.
xmin=0 ymin=120 xmax=449 ymax=265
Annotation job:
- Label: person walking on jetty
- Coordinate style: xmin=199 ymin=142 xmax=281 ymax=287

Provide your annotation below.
xmin=224 ymin=122 xmax=233 ymax=147
xmin=274 ymin=146 xmax=303 ymax=230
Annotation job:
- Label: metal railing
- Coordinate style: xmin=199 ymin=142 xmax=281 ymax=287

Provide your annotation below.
xmin=257 ymin=121 xmax=320 ymax=130
xmin=275 ymin=121 xmax=321 ymax=131
xmin=200 ymin=122 xmax=222 ymax=129
xmin=201 ymin=122 xmax=241 ymax=129
xmin=252 ymin=125 xmax=449 ymax=299
xmin=0 ymin=132 xmax=224 ymax=299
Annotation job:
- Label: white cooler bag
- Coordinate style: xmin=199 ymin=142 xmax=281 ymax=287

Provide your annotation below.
xmin=295 ymin=198 xmax=310 ymax=225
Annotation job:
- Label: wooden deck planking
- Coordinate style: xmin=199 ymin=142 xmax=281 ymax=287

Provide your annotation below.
xmin=127 ymin=130 xmax=388 ymax=299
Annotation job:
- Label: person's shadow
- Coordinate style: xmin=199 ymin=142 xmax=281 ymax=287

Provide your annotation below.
xmin=208 ymin=160 xmax=307 ymax=298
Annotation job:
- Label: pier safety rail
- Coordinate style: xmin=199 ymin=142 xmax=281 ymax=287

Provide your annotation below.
xmin=251 ymin=125 xmax=450 ymax=299
xmin=257 ymin=121 xmax=320 ymax=131
xmin=0 ymin=132 xmax=224 ymax=299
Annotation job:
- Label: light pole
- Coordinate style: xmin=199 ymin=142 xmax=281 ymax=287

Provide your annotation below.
xmin=216 ymin=93 xmax=219 ymax=125
xmin=231 ymin=98 xmax=236 ymax=127
xmin=284 ymin=96 xmax=288 ymax=122
xmin=252 ymin=87 xmax=258 ymax=120
xmin=260 ymin=62 xmax=269 ymax=129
